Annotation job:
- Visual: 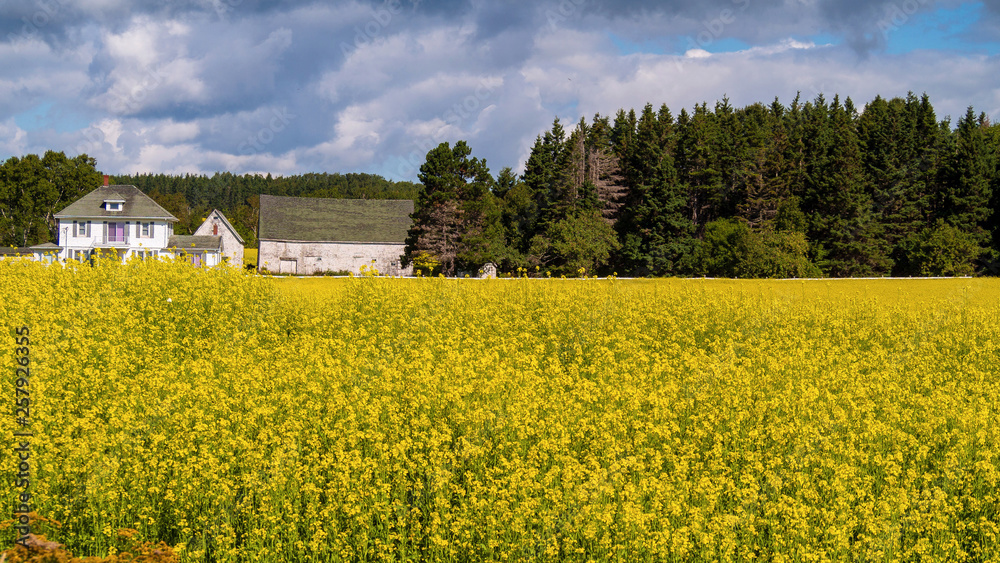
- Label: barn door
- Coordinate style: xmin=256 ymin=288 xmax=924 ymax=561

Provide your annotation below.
xmin=279 ymin=259 xmax=296 ymax=275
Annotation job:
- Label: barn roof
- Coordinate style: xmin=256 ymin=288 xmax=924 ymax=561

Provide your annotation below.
xmin=258 ymin=195 xmax=414 ymax=243
xmin=55 ymin=185 xmax=177 ymax=221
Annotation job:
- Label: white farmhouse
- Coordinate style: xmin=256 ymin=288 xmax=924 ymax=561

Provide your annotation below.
xmin=257 ymin=195 xmax=414 ymax=276
xmin=44 ymin=180 xmax=179 ymax=262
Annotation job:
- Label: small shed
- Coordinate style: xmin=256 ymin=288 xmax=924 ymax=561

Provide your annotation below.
xmin=167 ymin=236 xmax=223 ymax=267
xmin=257 ymin=195 xmax=414 ymax=276
xmin=28 ymin=243 xmax=61 ymax=264
xmin=194 ymin=210 xmax=245 ymax=267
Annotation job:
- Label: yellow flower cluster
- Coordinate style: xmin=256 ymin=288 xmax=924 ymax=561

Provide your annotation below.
xmin=2 ymin=260 xmax=999 ymax=562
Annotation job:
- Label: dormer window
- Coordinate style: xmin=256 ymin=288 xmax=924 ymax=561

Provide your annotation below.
xmin=104 ymin=199 xmax=125 ymax=212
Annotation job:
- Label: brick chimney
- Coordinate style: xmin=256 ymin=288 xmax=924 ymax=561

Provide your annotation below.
xmin=103 ymin=175 xmax=109 ymax=186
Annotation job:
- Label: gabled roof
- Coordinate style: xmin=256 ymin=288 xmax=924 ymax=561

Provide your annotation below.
xmin=195 ymin=210 xmax=245 ymax=245
xmin=55 ymin=186 xmax=177 ymax=221
xmin=258 ymin=195 xmax=414 ymax=243
xmin=167 ymin=236 xmax=223 ymax=252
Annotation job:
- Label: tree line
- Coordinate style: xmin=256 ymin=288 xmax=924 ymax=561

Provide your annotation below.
xmin=404 ymin=92 xmax=1000 ymax=277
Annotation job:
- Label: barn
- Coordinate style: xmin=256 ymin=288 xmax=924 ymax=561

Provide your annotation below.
xmin=257 ymin=195 xmax=414 ymax=276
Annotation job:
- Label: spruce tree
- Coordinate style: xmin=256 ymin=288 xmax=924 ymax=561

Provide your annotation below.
xmin=676 ymin=104 xmax=723 ymax=234
xmin=404 ymin=141 xmax=492 ymax=276
xmin=801 ymin=95 xmax=890 ymax=276
xmin=936 ymin=107 xmax=994 ymax=250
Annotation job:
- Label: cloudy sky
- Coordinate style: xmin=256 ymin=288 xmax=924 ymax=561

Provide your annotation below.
xmin=1 ymin=0 xmax=999 ymax=181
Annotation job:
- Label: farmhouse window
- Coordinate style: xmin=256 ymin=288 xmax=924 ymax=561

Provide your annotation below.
xmin=141 ymin=222 xmax=152 ymax=237
xmin=74 ymin=221 xmax=91 ymax=237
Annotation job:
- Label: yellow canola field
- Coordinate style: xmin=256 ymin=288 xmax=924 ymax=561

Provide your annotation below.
xmin=2 ymin=259 xmax=999 ymax=562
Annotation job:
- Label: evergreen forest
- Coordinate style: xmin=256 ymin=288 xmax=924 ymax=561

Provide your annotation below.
xmin=405 ymin=93 xmax=1000 ymax=278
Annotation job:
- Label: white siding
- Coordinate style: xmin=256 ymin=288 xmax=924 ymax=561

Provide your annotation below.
xmin=193 ymin=211 xmax=244 ymax=266
xmin=259 ymin=240 xmax=411 ymax=276
xmin=56 ymin=218 xmax=174 ymax=261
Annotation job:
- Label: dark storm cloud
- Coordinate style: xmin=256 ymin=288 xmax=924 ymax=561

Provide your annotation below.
xmin=0 ymin=0 xmax=303 ymax=47
xmin=544 ymin=0 xmax=974 ymax=54
xmin=1 ymin=0 xmax=986 ymax=56
xmin=813 ymin=0 xmax=939 ymax=53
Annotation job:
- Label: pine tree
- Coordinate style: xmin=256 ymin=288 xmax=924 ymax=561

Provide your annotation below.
xmin=585 ymin=113 xmax=627 ymax=223
xmin=616 ymin=103 xmax=694 ymax=275
xmin=404 ymin=141 xmax=492 ymax=276
xmin=856 ymin=93 xmax=939 ymax=274
xmin=986 ymin=120 xmax=1000 ymax=268
xmin=801 ymin=95 xmax=890 ymax=276
xmin=676 ymin=104 xmax=723 ymax=233
xmin=734 ymin=101 xmax=791 ymax=229
xmin=493 ymin=167 xmax=533 ymax=270
xmin=936 ymin=107 xmax=994 ymax=249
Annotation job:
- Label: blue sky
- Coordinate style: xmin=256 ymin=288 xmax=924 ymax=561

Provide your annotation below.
xmin=882 ymin=2 xmax=1000 ymax=54
xmin=1 ymin=0 xmax=998 ymax=181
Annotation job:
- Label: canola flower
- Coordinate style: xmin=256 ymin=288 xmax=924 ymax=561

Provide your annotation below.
xmin=1 ymin=258 xmax=999 ymax=562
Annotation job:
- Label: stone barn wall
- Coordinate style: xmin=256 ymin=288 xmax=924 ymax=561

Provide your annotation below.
xmin=258 ymin=240 xmax=412 ymax=276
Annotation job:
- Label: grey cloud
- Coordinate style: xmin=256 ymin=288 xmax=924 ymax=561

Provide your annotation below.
xmin=364 ymin=0 xmax=470 ymax=16
xmin=116 ymin=130 xmax=143 ymax=159
xmin=0 ymin=0 xmax=306 ymax=48
xmin=470 ymin=1 xmax=537 ymax=38
xmin=0 ymin=0 xmax=977 ymax=58
xmin=544 ymin=0 xmax=970 ymax=55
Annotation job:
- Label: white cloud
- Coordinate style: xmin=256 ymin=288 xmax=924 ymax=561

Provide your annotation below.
xmin=154 ymin=120 xmax=200 ymax=144
xmin=0 ymin=119 xmax=29 ymax=157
